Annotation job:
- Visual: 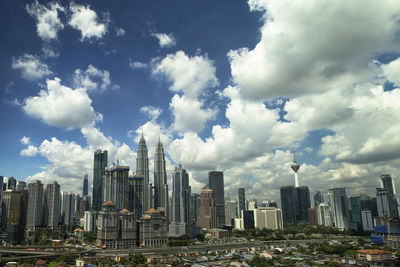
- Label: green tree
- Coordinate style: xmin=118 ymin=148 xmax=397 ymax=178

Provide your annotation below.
xmin=84 ymin=231 xmax=97 ymax=243
xmin=129 ymin=253 xmax=146 ymax=265
xmin=57 ymin=253 xmax=75 ymax=265
xmin=248 ymin=255 xmax=273 ymax=267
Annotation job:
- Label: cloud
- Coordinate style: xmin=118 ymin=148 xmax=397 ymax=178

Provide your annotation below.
xmin=4 ymin=82 xmax=14 ymax=94
xmin=20 ymin=145 xmax=39 ymax=157
xmin=23 ymin=77 xmax=100 ymax=129
xmin=115 ymin=27 xmax=126 ymax=37
xmin=73 ymin=65 xmax=118 ymax=92
xmin=69 ymin=3 xmax=107 ymax=41
xmin=383 ymin=58 xmax=400 ymax=87
xmin=151 ymin=33 xmax=176 ymax=48
xmin=42 ymin=43 xmax=59 ymax=58
xmin=11 ymin=54 xmax=53 ymax=81
xmin=129 ymin=59 xmax=148 ymax=69
xmin=140 ymin=106 xmax=162 ymax=121
xmin=20 ymin=136 xmax=31 ymax=146
xmin=153 ymin=51 xmax=219 ymax=98
xmin=229 ymin=0 xmax=400 ymax=100
xmin=26 ymin=1 xmax=65 ymax=41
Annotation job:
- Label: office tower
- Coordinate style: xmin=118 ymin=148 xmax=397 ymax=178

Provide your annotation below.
xmin=169 ymin=164 xmax=191 ymax=236
xmin=361 ymin=210 xmax=374 ymax=231
xmin=83 ymin=174 xmax=88 ymax=196
xmin=291 ymin=153 xmax=300 ymax=187
xmin=198 ymin=185 xmax=217 ymax=229
xmin=7 ymin=177 xmax=17 ymax=190
xmin=154 ymin=139 xmax=168 ymax=217
xmin=378 ymin=174 xmax=399 ymax=219
xmin=238 ymin=188 xmax=246 ymax=214
xmin=0 ymin=176 xmax=3 ymax=222
xmin=280 ymin=186 xmax=297 ymax=224
xmin=84 ymin=210 xmax=96 ymax=232
xmin=350 ymin=196 xmax=361 ymax=226
xmin=103 ymin=163 xmax=129 ymax=210
xmin=247 ymin=199 xmax=257 ymax=211
xmin=62 ymin=192 xmax=75 ymax=226
xmin=296 ymin=186 xmax=311 ymax=222
xmin=308 ymin=207 xmax=318 ymax=226
xmin=93 ymin=150 xmax=108 ymax=211
xmin=46 ymin=181 xmax=60 ymax=230
xmin=208 ymin=171 xmax=225 ymax=228
xmin=225 ymin=199 xmax=232 ymax=226
xmin=79 ymin=196 xmax=90 ymax=217
xmin=317 ymin=203 xmax=333 ymax=226
xmin=16 ymin=181 xmax=26 ymax=191
xmin=190 ymin=193 xmax=200 ymax=225
xmin=2 ymin=190 xmax=24 ymax=244
xmin=253 ymin=207 xmax=284 ymax=230
xmin=376 ymin=188 xmax=398 ymax=218
xmin=360 ymin=197 xmax=378 ymax=217
xmin=314 ymin=191 xmax=323 ymax=207
xmin=136 ymin=134 xmax=151 ymax=211
xmin=128 ymin=174 xmax=144 ymax=218
xmin=27 ymin=180 xmax=44 ymax=230
xmin=328 ymin=188 xmax=350 ymax=230
xmin=241 ymin=210 xmax=255 ymax=229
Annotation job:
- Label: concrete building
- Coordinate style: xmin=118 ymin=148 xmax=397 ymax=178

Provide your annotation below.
xmin=103 ymin=163 xmax=129 ymax=211
xmin=16 ymin=181 xmax=26 ymax=191
xmin=308 ymin=207 xmax=318 ymax=226
xmin=241 ymin=210 xmax=255 ymax=230
xmin=138 ymin=208 xmax=168 ymax=247
xmin=246 ymin=199 xmax=257 ymax=211
xmin=280 ymin=185 xmax=297 ymax=224
xmin=377 ymin=174 xmax=399 ymax=219
xmin=198 ymin=185 xmax=217 ymax=229
xmin=136 ymin=134 xmax=151 ymax=212
xmin=7 ymin=177 xmax=17 ymax=190
xmin=2 ymin=190 xmax=24 ymax=244
xmin=128 ymin=174 xmax=144 ymax=218
xmin=208 ymin=171 xmax=225 ymax=228
xmin=62 ymin=192 xmax=75 ymax=226
xmin=296 ymin=186 xmax=311 ymax=222
xmin=93 ymin=150 xmax=108 ymax=211
xmin=84 ymin=210 xmax=96 ymax=232
xmin=253 ymin=207 xmax=283 ymax=230
xmin=154 ymin=139 xmax=168 ymax=218
xmin=96 ymin=201 xmax=137 ymax=248
xmin=314 ymin=191 xmax=324 ymax=207
xmin=328 ymin=188 xmax=350 ymax=230
xmin=317 ymin=203 xmax=333 ymax=227
xmin=27 ymin=180 xmax=44 ymax=230
xmin=169 ymin=164 xmax=191 ymax=237
xmin=46 ymin=181 xmax=61 ymax=230
xmin=361 ymin=210 xmax=374 ymax=231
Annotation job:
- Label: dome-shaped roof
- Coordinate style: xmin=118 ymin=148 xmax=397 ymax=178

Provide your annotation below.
xmin=146 ymin=208 xmax=160 ymax=214
xmin=103 ymin=201 xmax=115 ymax=206
xmin=120 ymin=208 xmax=130 ymax=213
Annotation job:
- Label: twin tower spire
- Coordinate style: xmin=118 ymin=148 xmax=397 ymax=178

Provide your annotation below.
xmin=136 ymin=134 xmax=168 ymax=216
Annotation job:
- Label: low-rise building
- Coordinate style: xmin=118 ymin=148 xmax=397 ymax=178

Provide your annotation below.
xmin=357 ymin=249 xmax=393 ymax=262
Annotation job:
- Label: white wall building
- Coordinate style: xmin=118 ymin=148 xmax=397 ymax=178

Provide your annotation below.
xmin=253 ymin=207 xmax=283 ymax=230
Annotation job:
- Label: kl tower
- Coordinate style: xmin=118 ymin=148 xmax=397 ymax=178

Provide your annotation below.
xmin=291 ymin=151 xmax=300 ymax=187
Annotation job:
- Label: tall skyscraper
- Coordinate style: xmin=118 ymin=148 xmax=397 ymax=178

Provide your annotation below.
xmin=238 ymin=188 xmax=246 ymax=214
xmin=0 ymin=176 xmax=3 ymax=221
xmin=46 ymin=181 xmax=61 ymax=230
xmin=16 ymin=181 xmax=26 ymax=191
xmin=103 ymin=163 xmax=130 ymax=211
xmin=380 ymin=174 xmax=396 ymax=195
xmin=93 ymin=150 xmax=108 ymax=211
xmin=190 ymin=193 xmax=200 ymax=225
xmin=208 ymin=171 xmax=225 ymax=228
xmin=378 ymin=174 xmax=399 ymax=219
xmin=154 ymin=139 xmax=168 ymax=217
xmin=328 ymin=188 xmax=350 ymax=230
xmin=128 ymin=174 xmax=144 ymax=217
xmin=82 ymin=174 xmax=88 ymax=196
xmin=280 ymin=186 xmax=297 ymax=224
xmin=169 ymin=164 xmax=191 ymax=236
xmin=27 ymin=180 xmax=44 ymax=230
xmin=2 ymin=190 xmax=24 ymax=244
xmin=314 ymin=191 xmax=323 ymax=207
xmin=62 ymin=192 xmax=75 ymax=226
xmin=7 ymin=177 xmax=17 ymax=190
xmin=350 ymin=196 xmax=361 ymax=226
xmin=198 ymin=185 xmax=217 ymax=229
xmin=296 ymin=186 xmax=311 ymax=222
xmin=317 ymin=203 xmax=333 ymax=226
xmin=136 ymin=134 xmax=151 ymax=211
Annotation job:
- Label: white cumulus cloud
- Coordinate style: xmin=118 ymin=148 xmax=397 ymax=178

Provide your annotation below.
xmin=74 ymin=65 xmax=117 ymax=92
xmin=151 ymin=32 xmax=176 ymax=48
xmin=69 ymin=3 xmax=107 ymax=41
xmin=12 ymin=54 xmax=52 ymax=81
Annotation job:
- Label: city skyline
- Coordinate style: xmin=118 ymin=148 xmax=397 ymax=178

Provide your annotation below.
xmin=1 ymin=0 xmax=400 ymax=203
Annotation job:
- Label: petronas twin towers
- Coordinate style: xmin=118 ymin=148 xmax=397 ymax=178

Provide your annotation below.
xmin=136 ymin=134 xmax=169 ymax=217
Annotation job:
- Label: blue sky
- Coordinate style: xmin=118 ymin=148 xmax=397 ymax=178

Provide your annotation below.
xmin=1 ymin=0 xmax=400 ymax=202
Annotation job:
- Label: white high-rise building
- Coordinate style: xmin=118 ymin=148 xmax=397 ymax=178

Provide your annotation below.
xmin=317 ymin=203 xmax=333 ymax=226
xmin=328 ymin=188 xmax=350 ymax=230
xmin=84 ymin=210 xmax=96 ymax=232
xmin=361 ymin=210 xmax=374 ymax=231
xmin=27 ymin=180 xmax=43 ymax=230
xmin=169 ymin=164 xmax=191 ymax=237
xmin=253 ymin=207 xmax=283 ymax=230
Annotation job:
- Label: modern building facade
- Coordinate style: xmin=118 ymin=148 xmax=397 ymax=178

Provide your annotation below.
xmin=128 ymin=174 xmax=144 ymax=218
xmin=280 ymin=185 xmax=297 ymax=224
xmin=2 ymin=190 xmax=24 ymax=244
xmin=62 ymin=192 xmax=75 ymax=226
xmin=308 ymin=207 xmax=318 ymax=226
xmin=208 ymin=171 xmax=225 ymax=228
xmin=82 ymin=174 xmax=88 ymax=196
xmin=154 ymin=139 xmax=168 ymax=217
xmin=169 ymin=164 xmax=191 ymax=237
xmin=27 ymin=180 xmax=44 ymax=230
xmin=317 ymin=203 xmax=333 ymax=226
xmin=253 ymin=207 xmax=283 ymax=230
xmin=328 ymin=188 xmax=350 ymax=230
xmin=238 ymin=188 xmax=246 ymax=215
xmin=296 ymin=186 xmax=311 ymax=222
xmin=314 ymin=191 xmax=323 ymax=207
xmin=93 ymin=150 xmax=108 ymax=211
xmin=103 ymin=164 xmax=129 ymax=211
xmin=190 ymin=193 xmax=200 ymax=225
xmin=136 ymin=134 xmax=151 ymax=211
xmin=46 ymin=181 xmax=61 ymax=230
xmin=198 ymin=185 xmax=217 ymax=229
